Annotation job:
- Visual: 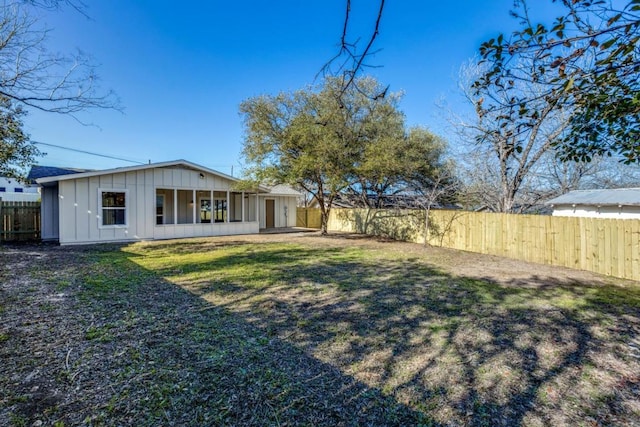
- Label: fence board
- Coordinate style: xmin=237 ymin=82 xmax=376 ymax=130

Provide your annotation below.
xmin=296 ymin=207 xmax=322 ymax=229
xmin=1 ymin=200 xmax=41 ymax=242
xmin=632 ymin=220 xmax=640 ymax=280
xmin=296 ymin=208 xmax=307 ymax=228
xmin=315 ymin=207 xmax=640 ymax=281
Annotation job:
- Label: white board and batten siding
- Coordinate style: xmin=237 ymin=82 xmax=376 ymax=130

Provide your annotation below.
xmin=552 ymin=205 xmax=640 ymax=219
xmin=56 ymin=167 xmax=257 ymax=245
xmin=259 ymin=196 xmax=297 ymax=229
xmin=37 ymin=160 xmax=301 ymax=245
xmin=547 ymin=188 xmax=640 ymax=220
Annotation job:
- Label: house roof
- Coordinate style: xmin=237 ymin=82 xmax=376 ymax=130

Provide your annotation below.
xmin=34 ymin=160 xmax=240 ymax=186
xmin=31 ymin=160 xmax=303 ymax=196
xmin=27 ymin=165 xmax=93 ymax=183
xmin=546 ymin=188 xmax=640 ymax=207
xmin=267 ymin=184 xmax=302 ymax=197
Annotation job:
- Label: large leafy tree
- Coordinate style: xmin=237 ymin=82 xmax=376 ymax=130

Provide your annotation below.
xmin=0 ymin=95 xmax=37 ymax=178
xmin=241 ymin=76 xmax=451 ymax=234
xmin=241 ymin=77 xmax=399 ymax=234
xmin=475 ymin=0 xmax=640 ymax=163
xmin=0 ymin=1 xmax=118 ymax=179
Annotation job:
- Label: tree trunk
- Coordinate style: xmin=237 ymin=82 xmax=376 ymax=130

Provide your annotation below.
xmin=424 ymin=206 xmax=431 ymax=246
xmin=320 ymin=207 xmax=330 ymax=235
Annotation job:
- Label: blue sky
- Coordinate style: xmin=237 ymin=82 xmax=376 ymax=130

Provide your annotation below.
xmin=25 ymin=1 xmax=559 ymax=175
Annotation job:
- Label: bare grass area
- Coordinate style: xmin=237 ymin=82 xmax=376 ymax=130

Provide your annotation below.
xmin=1 ymin=232 xmax=639 ymax=426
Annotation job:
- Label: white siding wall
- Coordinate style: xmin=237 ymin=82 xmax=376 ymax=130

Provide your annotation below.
xmin=230 ymin=193 xmax=240 ymax=221
xmin=56 ymin=167 xmax=253 ymax=245
xmin=284 ymin=196 xmax=297 ymax=227
xmin=0 ymin=177 xmax=39 ymax=193
xmin=552 ymin=204 xmax=640 ymax=219
xmin=0 ymin=192 xmax=40 ymax=202
xmin=247 ymin=194 xmax=258 ymax=222
xmin=258 ymin=196 xmax=298 ymax=228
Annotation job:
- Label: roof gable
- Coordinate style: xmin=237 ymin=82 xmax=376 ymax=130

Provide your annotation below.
xmin=267 ymin=184 xmax=302 ymax=196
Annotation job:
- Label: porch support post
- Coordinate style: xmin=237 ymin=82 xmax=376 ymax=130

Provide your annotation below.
xmin=173 ymin=189 xmax=177 ymax=225
xmin=192 ymin=189 xmax=196 ymax=224
xmin=255 ymin=193 xmax=259 ymax=223
xmin=226 ymin=190 xmax=230 ymax=223
xmin=241 ymin=191 xmax=245 ymax=222
xmin=210 ymin=189 xmax=213 ymax=225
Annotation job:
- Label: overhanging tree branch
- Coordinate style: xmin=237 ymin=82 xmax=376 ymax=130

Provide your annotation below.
xmin=319 ymin=0 xmax=386 ymax=99
xmin=0 ymin=2 xmax=120 ymax=117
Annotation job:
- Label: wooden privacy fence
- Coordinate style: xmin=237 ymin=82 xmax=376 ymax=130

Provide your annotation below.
xmin=305 ymin=208 xmax=640 ymax=281
xmin=296 ymin=207 xmax=322 ymax=229
xmin=0 ymin=200 xmax=41 ymax=242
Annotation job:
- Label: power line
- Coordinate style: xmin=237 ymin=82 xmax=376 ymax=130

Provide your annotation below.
xmin=31 ymin=140 xmax=237 ymax=176
xmin=33 ymin=141 xmax=147 ymax=165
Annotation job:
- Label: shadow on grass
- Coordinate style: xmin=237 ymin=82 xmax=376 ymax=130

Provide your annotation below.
xmin=2 ymin=243 xmax=434 ymax=427
xmin=120 ymin=239 xmax=640 ymax=426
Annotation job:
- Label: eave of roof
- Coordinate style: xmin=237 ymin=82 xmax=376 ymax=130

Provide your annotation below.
xmin=35 ymin=159 xmax=239 ymax=185
xmin=265 ymin=184 xmax=302 ymax=197
xmin=546 ymin=188 xmax=640 ymax=206
xmin=27 ymin=165 xmax=94 ymax=182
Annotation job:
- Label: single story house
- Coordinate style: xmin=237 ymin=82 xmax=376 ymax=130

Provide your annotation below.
xmin=545 ymin=188 xmax=640 ymax=219
xmin=34 ymin=160 xmax=300 ymax=245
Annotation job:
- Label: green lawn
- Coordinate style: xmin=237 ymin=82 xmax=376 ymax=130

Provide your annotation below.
xmin=2 ymin=235 xmax=639 ymax=426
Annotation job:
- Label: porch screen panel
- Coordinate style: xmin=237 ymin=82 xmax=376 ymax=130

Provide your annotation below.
xmin=213 ymin=191 xmax=227 ymax=222
xmin=155 ymin=189 xmax=174 ymax=224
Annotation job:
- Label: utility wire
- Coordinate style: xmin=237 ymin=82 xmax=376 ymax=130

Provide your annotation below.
xmin=32 ymin=140 xmax=236 ymax=176
xmin=33 ymin=141 xmax=147 ymax=165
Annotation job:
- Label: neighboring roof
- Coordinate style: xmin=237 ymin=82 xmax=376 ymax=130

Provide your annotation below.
xmin=27 ymin=165 xmax=93 ymax=183
xmin=267 ymin=184 xmax=302 ymax=197
xmin=35 ymin=160 xmax=239 ymax=185
xmin=546 ymin=188 xmax=640 ymax=207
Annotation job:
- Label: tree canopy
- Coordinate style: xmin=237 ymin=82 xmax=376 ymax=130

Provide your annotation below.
xmin=0 ymin=95 xmax=37 ymax=178
xmin=475 ymin=0 xmax=640 ymax=163
xmin=350 ymin=126 xmax=452 ymax=208
xmin=240 ymin=76 xmax=451 ymax=233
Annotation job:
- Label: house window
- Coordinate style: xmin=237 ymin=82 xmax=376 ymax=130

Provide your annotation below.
xmin=0 ymin=187 xmax=5 ymax=192
xmin=156 ymin=194 xmax=164 ymax=225
xmin=14 ymin=188 xmax=23 ymax=193
xmin=99 ymin=189 xmax=127 ymax=227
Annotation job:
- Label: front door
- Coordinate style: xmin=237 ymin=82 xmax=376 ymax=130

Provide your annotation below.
xmin=265 ymin=199 xmax=275 ymax=228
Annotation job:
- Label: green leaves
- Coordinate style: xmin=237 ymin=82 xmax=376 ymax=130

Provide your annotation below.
xmin=473 ymin=0 xmax=640 ymax=163
xmin=241 ymin=76 xmax=414 ymax=230
xmin=0 ymin=96 xmax=39 ymax=180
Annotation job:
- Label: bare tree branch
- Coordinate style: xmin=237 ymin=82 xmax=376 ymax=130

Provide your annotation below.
xmin=0 ymin=1 xmax=120 ymax=118
xmin=319 ymin=0 xmax=386 ymax=99
xmin=0 ymin=0 xmax=120 ymax=178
